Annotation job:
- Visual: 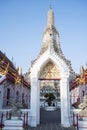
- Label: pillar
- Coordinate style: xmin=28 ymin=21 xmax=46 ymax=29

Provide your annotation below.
xmin=30 ymin=78 xmax=38 ymax=127
xmin=60 ymin=77 xmax=70 ymax=127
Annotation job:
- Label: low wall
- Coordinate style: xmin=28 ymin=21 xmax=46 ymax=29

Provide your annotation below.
xmin=44 ymin=106 xmax=57 ymax=111
xmin=0 ymin=109 xmax=31 ymax=126
xmin=71 ymin=108 xmax=87 ymax=130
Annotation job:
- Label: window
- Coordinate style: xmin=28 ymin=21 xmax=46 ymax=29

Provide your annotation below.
xmin=82 ymin=90 xmax=85 ymax=97
xmin=6 ymin=88 xmax=10 ymax=106
xmin=16 ymin=91 xmax=19 ymax=97
xmin=22 ymin=93 xmax=25 ymax=105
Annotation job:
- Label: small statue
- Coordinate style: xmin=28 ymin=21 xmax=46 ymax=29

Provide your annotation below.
xmin=79 ymin=95 xmax=87 ymax=116
xmin=11 ymin=96 xmax=22 ymax=119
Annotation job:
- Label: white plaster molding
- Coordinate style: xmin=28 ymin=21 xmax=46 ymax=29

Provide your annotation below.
xmin=30 ymin=46 xmax=70 ymax=127
xmin=30 ymin=49 xmax=69 ymax=79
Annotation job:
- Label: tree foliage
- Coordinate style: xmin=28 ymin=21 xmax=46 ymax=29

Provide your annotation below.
xmin=44 ymin=93 xmax=55 ymax=106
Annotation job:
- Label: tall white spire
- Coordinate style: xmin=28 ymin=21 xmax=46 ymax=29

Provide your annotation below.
xmin=47 ymin=6 xmax=54 ymax=26
xmin=31 ymin=7 xmax=75 ymax=80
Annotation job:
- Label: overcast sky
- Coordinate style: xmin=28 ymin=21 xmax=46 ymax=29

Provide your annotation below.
xmin=0 ymin=0 xmax=87 ymax=74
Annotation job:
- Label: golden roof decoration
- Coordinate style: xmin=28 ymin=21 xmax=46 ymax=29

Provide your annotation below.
xmin=15 ymin=76 xmax=22 ymax=84
xmin=0 ymin=50 xmax=30 ymax=87
xmin=4 ymin=62 xmax=9 ymax=75
xmin=78 ymin=76 xmax=85 ymax=85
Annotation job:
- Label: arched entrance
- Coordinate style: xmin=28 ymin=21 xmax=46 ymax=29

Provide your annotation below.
xmin=38 ymin=61 xmax=60 ymax=110
xmin=30 ymin=51 xmax=70 ymax=127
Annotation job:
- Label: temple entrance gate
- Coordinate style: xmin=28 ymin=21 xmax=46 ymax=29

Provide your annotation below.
xmin=30 ymin=51 xmax=70 ymax=127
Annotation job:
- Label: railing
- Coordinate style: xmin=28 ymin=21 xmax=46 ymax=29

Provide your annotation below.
xmin=0 ymin=113 xmax=4 ymax=129
xmin=23 ymin=112 xmax=28 ymax=128
xmin=73 ymin=112 xmax=87 ymax=130
xmin=0 ymin=110 xmax=28 ymax=129
xmin=73 ymin=113 xmax=78 ymax=130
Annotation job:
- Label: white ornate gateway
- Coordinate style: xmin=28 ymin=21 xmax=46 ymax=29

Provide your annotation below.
xmin=29 ymin=7 xmax=75 ymax=127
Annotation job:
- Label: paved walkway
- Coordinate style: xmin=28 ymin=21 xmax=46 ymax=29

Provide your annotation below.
xmin=27 ymin=108 xmax=76 ymax=130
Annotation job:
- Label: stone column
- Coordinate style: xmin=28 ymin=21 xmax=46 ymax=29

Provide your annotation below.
xmin=30 ymin=78 xmax=38 ymax=127
xmin=0 ymin=87 xmax=3 ymax=109
xmin=60 ymin=77 xmax=70 ymax=127
xmin=37 ymin=80 xmax=40 ymax=125
xmin=0 ymin=91 xmax=2 ymax=109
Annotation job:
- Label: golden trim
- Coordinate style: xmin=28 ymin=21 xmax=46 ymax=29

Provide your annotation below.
xmin=15 ymin=76 xmax=21 ymax=84
xmin=78 ymin=77 xmax=85 ymax=85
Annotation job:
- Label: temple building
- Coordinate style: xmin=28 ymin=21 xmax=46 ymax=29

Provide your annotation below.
xmin=25 ymin=7 xmax=75 ymax=107
xmin=25 ymin=7 xmax=76 ymax=127
xmin=1 ymin=7 xmax=84 ymax=128
xmin=70 ymin=66 xmax=87 ymax=108
xmin=0 ymin=51 xmax=30 ymax=109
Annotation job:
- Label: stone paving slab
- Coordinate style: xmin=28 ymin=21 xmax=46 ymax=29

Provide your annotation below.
xmin=26 ymin=123 xmax=76 ymax=130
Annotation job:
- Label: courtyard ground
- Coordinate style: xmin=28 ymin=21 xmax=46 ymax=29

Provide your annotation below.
xmin=26 ymin=108 xmax=76 ymax=130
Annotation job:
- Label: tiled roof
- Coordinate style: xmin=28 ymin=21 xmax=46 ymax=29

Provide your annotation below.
xmin=0 ymin=51 xmax=30 ymax=88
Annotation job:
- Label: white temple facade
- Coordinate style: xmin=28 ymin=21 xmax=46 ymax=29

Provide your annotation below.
xmin=28 ymin=8 xmax=75 ymax=127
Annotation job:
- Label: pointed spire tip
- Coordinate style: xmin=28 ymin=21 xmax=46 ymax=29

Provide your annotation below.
xmin=47 ymin=5 xmax=54 ymax=26
xmin=50 ymin=4 xmax=52 ymax=10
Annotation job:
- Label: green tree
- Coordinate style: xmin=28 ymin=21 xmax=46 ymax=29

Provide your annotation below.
xmin=44 ymin=93 xmax=55 ymax=106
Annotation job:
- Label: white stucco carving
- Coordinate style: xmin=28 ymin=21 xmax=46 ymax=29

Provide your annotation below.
xmin=29 ymin=8 xmax=71 ymax=127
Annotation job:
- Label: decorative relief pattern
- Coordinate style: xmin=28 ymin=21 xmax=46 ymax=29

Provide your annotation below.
xmin=3 ymin=81 xmax=30 ymax=108
xmin=39 ymin=61 xmax=60 ymax=79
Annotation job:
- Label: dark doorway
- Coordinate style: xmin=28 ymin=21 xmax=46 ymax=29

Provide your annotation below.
xmin=40 ymin=108 xmax=61 ymax=124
